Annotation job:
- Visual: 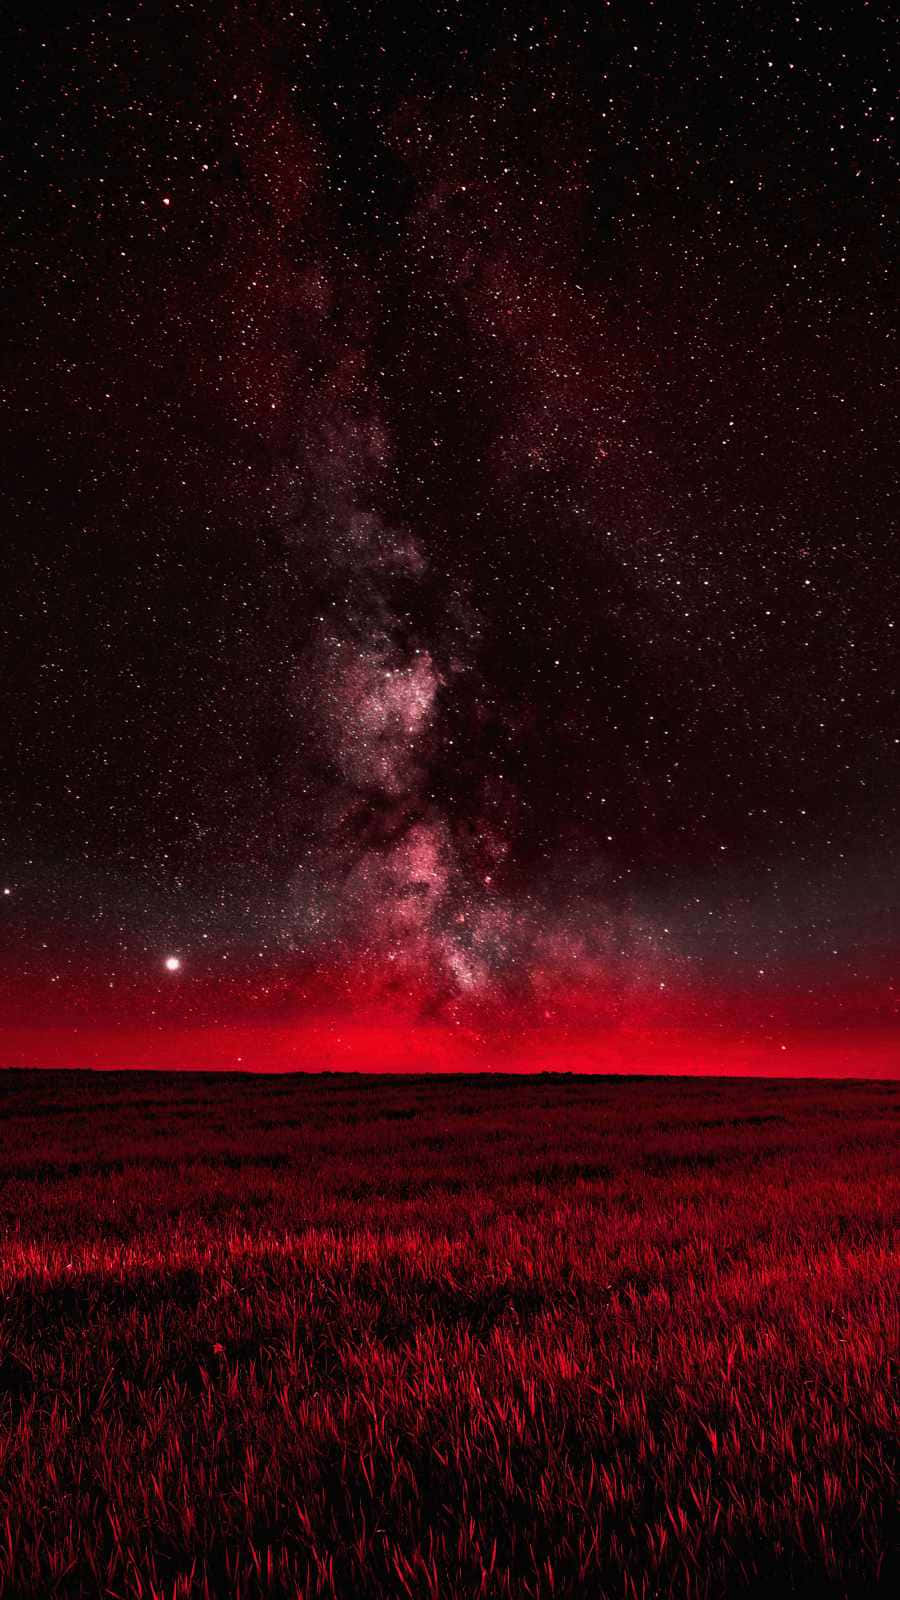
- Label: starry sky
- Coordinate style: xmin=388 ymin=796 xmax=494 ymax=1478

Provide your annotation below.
xmin=2 ymin=1 xmax=897 ymax=1072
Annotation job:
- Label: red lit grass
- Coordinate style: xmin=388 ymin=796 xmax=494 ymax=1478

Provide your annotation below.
xmin=0 ymin=1071 xmax=897 ymax=1598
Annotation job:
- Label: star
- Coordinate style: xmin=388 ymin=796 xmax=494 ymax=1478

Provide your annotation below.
xmin=163 ymin=956 xmax=182 ymax=972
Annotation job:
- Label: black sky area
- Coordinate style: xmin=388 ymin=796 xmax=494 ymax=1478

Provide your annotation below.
xmin=1 ymin=1 xmax=896 ymax=1005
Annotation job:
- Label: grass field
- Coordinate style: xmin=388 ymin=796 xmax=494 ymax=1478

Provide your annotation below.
xmin=0 ymin=1069 xmax=897 ymax=1598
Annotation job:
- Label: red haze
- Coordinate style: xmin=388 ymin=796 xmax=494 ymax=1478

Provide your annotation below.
xmin=1 ymin=1017 xmax=898 ymax=1076
xmin=2 ymin=954 xmax=899 ymax=1074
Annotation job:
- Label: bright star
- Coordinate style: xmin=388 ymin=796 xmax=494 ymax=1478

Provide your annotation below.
xmin=164 ymin=955 xmax=181 ymax=972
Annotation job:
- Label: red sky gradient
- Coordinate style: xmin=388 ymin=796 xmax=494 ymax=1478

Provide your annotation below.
xmin=3 ymin=1020 xmax=899 ymax=1077
xmin=3 ymin=958 xmax=899 ymax=1076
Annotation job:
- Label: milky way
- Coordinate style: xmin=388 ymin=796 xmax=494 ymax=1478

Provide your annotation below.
xmin=1 ymin=3 xmax=897 ymax=1070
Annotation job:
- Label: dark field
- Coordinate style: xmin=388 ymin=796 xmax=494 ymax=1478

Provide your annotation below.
xmin=0 ymin=1071 xmax=897 ymax=1599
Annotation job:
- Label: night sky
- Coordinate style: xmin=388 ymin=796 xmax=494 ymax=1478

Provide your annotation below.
xmin=2 ymin=2 xmax=897 ymax=1072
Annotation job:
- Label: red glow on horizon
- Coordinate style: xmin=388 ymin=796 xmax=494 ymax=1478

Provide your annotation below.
xmin=1 ymin=1013 xmax=898 ymax=1077
xmin=2 ymin=950 xmax=899 ymax=1075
